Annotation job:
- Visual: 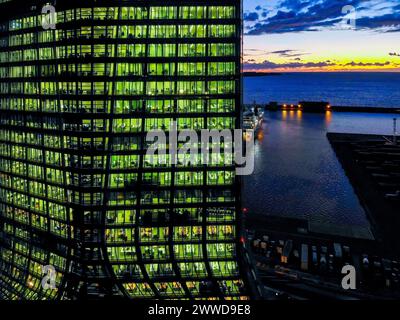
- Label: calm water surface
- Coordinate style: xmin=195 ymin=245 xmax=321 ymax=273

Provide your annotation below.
xmin=244 ymin=73 xmax=400 ymax=108
xmin=243 ymin=111 xmax=399 ymax=227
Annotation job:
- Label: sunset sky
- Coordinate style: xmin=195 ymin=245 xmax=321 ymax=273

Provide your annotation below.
xmin=243 ymin=0 xmax=400 ymax=72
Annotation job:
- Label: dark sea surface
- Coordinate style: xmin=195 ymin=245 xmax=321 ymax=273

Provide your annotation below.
xmin=244 ymin=72 xmax=400 ymax=108
xmin=243 ymin=73 xmax=400 ymax=231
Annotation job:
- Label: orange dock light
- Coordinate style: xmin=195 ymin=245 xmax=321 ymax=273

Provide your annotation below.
xmin=326 ymin=104 xmax=331 ymax=110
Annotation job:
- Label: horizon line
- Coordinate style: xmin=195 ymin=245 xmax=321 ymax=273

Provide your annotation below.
xmin=242 ymin=70 xmax=400 ymax=73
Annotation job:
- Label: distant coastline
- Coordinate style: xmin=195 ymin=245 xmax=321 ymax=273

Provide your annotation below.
xmin=242 ymin=72 xmax=283 ymax=77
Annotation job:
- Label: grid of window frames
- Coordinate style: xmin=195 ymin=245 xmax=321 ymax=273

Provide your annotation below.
xmin=0 ymin=0 xmax=249 ymax=300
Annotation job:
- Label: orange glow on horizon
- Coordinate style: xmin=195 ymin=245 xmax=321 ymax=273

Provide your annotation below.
xmin=325 ymin=110 xmax=332 ymax=125
xmin=297 ymin=110 xmax=303 ymax=119
xmin=257 ymin=130 xmax=264 ymax=141
xmin=244 ymin=57 xmax=400 ymax=73
xmin=244 ymin=67 xmax=400 ymax=73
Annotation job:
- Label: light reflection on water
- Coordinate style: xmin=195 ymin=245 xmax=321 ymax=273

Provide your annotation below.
xmin=244 ymin=111 xmax=399 ymax=227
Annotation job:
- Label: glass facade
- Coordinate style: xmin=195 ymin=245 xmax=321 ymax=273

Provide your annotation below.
xmin=0 ymin=0 xmax=250 ymax=300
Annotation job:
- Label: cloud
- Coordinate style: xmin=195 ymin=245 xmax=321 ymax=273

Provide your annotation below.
xmin=243 ymin=48 xmax=268 ymax=57
xmin=269 ymin=49 xmax=310 ymax=57
xmin=245 ymin=0 xmax=400 ymax=34
xmin=244 ymin=49 xmax=310 ymax=59
xmin=244 ymin=12 xmax=259 ymax=22
xmin=355 ymin=13 xmax=400 ymax=31
xmin=344 ymin=61 xmax=391 ymax=66
xmin=243 ymin=59 xmax=395 ymax=70
xmin=281 ymin=0 xmax=314 ymax=12
xmin=244 ymin=59 xmax=335 ymax=70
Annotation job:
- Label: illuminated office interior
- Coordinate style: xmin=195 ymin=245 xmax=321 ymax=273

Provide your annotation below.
xmin=0 ymin=0 xmax=253 ymax=300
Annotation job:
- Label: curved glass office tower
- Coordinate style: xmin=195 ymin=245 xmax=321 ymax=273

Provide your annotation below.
xmin=0 ymin=0 xmax=252 ymax=300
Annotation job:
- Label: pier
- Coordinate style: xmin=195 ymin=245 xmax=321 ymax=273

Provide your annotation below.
xmin=245 ymin=101 xmax=400 ymax=114
xmin=327 ymin=133 xmax=400 ymax=255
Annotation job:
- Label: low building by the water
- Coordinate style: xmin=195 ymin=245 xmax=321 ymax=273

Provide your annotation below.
xmin=298 ymin=101 xmax=331 ymax=112
xmin=276 ymin=101 xmax=331 ymax=112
